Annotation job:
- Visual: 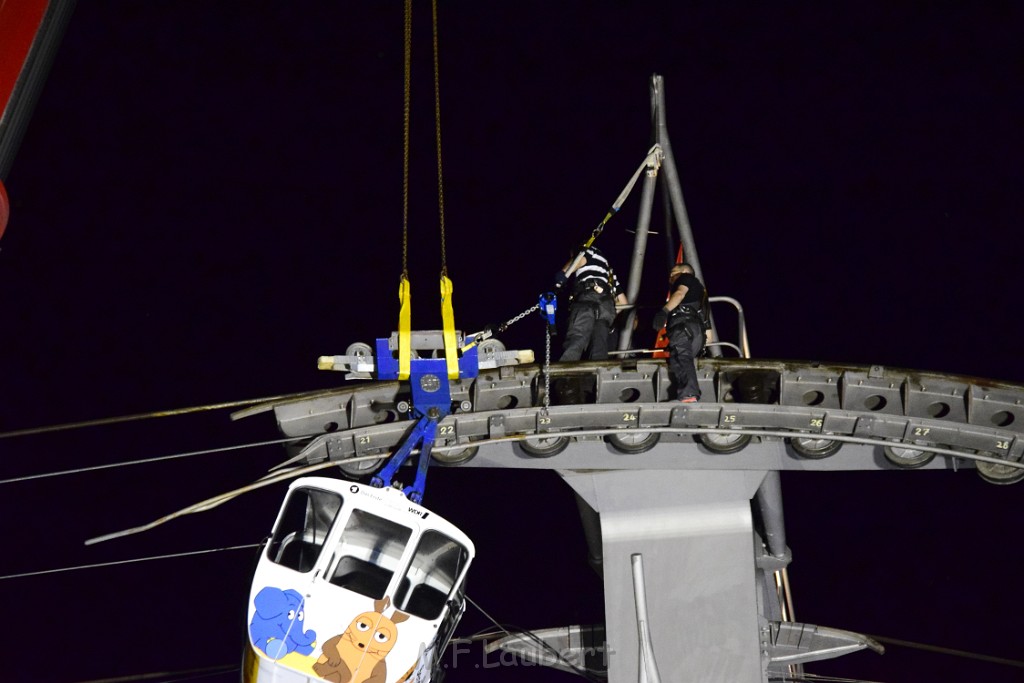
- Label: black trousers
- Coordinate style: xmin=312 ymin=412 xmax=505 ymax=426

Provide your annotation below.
xmin=667 ymin=320 xmax=704 ymax=399
xmin=560 ymin=296 xmax=617 ymax=361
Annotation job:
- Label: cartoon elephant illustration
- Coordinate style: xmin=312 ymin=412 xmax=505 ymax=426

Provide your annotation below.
xmin=250 ymin=586 xmax=318 ymax=659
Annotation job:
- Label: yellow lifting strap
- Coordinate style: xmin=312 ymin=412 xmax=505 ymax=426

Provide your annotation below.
xmin=440 ymin=275 xmax=459 ymax=379
xmin=398 ymin=276 xmax=412 ymax=379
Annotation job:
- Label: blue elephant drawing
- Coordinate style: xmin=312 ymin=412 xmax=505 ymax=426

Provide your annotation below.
xmin=250 ymin=586 xmax=318 ymax=659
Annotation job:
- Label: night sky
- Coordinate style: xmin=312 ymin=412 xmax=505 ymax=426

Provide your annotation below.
xmin=1 ymin=3 xmax=1022 ymax=682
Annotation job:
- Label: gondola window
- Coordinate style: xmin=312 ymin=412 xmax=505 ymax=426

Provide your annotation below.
xmin=267 ymin=487 xmax=342 ymax=573
xmin=329 ymin=509 xmax=412 ymax=599
xmin=395 ymin=531 xmax=469 ymax=620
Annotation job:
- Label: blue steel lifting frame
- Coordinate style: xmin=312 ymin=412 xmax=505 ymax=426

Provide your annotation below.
xmin=370 ymin=337 xmax=479 ymax=503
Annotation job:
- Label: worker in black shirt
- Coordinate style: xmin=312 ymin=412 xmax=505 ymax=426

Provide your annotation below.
xmin=556 ymin=245 xmax=628 ymax=361
xmin=652 ymin=263 xmax=709 ymax=402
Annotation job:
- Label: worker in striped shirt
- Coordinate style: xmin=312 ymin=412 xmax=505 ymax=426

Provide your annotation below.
xmin=555 ymin=245 xmax=628 ymax=362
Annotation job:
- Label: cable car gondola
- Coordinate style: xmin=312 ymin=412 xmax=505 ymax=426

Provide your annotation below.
xmin=245 ymin=477 xmax=474 ymax=683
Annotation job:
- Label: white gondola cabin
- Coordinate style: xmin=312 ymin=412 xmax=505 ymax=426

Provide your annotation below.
xmin=244 ymin=477 xmax=475 ymax=683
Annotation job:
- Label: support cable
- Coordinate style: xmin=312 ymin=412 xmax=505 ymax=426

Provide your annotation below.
xmin=769 ymin=674 xmax=889 ymax=683
xmin=0 ymin=436 xmax=304 ymax=486
xmin=464 ymin=595 xmax=605 ymax=683
xmin=84 ymin=454 xmax=386 ymax=545
xmin=862 ymin=633 xmax=1024 ymax=669
xmin=0 ymin=543 xmax=262 ymax=581
xmin=0 ymin=392 xmax=311 ymax=440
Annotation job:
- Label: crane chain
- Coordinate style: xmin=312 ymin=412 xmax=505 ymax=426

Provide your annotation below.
xmin=544 ymin=324 xmax=552 ymax=413
xmin=498 ymin=303 xmax=540 ymax=333
xmin=493 ymin=301 xmax=552 ymax=412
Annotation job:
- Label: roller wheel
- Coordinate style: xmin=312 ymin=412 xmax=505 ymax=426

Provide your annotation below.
xmin=432 ymin=445 xmax=479 ymax=466
xmin=346 ymin=342 xmax=374 ymax=358
xmin=478 ymin=339 xmax=506 ymax=356
xmin=607 ymin=431 xmax=661 ymax=454
xmin=519 ymin=435 xmax=570 ymax=457
xmin=790 ymin=435 xmax=842 ymax=459
xmin=698 ymin=432 xmax=752 ymax=454
xmin=976 ymin=454 xmax=1024 ymax=485
xmin=338 ymin=454 xmax=382 ymax=477
xmin=883 ymin=445 xmax=935 ymax=469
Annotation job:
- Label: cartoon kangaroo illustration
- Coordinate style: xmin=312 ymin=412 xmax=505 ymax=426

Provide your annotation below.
xmin=313 ymin=597 xmax=410 ymax=683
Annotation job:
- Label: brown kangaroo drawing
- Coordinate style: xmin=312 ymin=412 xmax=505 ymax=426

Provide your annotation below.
xmin=313 ymin=597 xmax=410 ymax=683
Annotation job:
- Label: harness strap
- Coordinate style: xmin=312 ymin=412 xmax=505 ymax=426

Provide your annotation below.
xmin=565 ymin=144 xmax=665 ymax=275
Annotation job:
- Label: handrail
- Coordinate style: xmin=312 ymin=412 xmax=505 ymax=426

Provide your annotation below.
xmin=708 ymin=296 xmax=750 ymax=359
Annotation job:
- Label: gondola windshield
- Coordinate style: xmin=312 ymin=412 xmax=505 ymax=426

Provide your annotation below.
xmin=328 ymin=509 xmax=412 ymax=599
xmin=395 ymin=531 xmax=469 ymax=620
xmin=267 ymin=487 xmax=343 ymax=573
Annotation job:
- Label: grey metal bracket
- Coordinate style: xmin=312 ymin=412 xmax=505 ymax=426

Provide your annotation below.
xmin=764 ymin=621 xmax=884 ymax=668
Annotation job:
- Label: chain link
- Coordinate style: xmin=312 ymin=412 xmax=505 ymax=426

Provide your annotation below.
xmin=491 ymin=300 xmax=551 ymax=411
xmin=431 ymin=0 xmax=447 ymax=277
xmin=543 ymin=325 xmax=551 ymax=413
xmin=499 ymin=303 xmax=539 ymax=332
xmin=400 ymin=0 xmax=412 ymax=280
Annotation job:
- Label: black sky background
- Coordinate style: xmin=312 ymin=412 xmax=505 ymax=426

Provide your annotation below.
xmin=1 ymin=3 xmax=1022 ymax=682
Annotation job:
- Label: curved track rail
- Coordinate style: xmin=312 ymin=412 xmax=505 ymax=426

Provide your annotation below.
xmin=234 ymin=358 xmax=1024 ymax=484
